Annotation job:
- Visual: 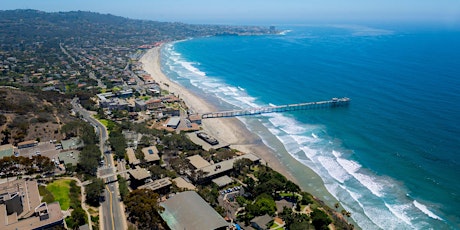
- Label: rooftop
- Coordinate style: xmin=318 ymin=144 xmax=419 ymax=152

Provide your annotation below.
xmin=128 ymin=167 xmax=151 ymax=181
xmin=126 ymin=148 xmax=140 ymax=165
xmin=166 ymin=117 xmax=180 ymax=128
xmin=212 ymin=175 xmax=234 ymax=187
xmin=160 ymin=191 xmax=228 ymax=230
xmin=0 ymin=180 xmax=64 ymax=230
xmin=198 ymin=153 xmax=260 ymax=179
xmin=141 ymin=146 xmax=160 ymax=162
xmin=172 ymin=177 xmax=196 ymax=191
xmin=187 ymin=155 xmax=211 ymax=169
xmin=138 ymin=177 xmax=172 ymax=191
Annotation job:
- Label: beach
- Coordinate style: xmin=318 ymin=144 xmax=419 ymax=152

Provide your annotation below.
xmin=140 ymin=46 xmax=301 ymax=183
xmin=139 ymin=45 xmax=344 ymax=204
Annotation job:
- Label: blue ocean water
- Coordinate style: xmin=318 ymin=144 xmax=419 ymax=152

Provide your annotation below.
xmin=160 ymin=25 xmax=460 ymax=229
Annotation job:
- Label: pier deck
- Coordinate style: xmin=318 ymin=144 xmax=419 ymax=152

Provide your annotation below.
xmin=200 ymin=97 xmax=350 ymax=119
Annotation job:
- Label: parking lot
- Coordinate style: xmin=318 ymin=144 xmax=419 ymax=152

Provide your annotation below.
xmin=17 ymin=141 xmax=61 ymax=162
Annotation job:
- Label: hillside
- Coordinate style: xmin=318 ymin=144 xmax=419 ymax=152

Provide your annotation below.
xmin=0 ymin=87 xmax=77 ymax=145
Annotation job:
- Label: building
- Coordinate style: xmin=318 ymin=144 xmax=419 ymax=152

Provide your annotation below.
xmin=188 ymin=114 xmax=202 ymax=125
xmin=172 ymin=177 xmax=196 ymax=191
xmin=138 ymin=177 xmax=172 ymax=194
xmin=126 ymin=148 xmax=140 ymax=167
xmin=187 ymin=155 xmax=211 ymax=170
xmin=0 ymin=144 xmax=15 ymax=159
xmin=166 ymin=117 xmax=180 ymax=129
xmin=159 ymin=191 xmax=228 ymax=230
xmin=212 ymin=175 xmax=234 ymax=188
xmin=0 ymin=180 xmax=64 ymax=230
xmin=193 ymin=153 xmax=260 ymax=183
xmin=17 ymin=140 xmax=38 ymax=149
xmin=128 ymin=166 xmax=151 ymax=188
xmin=251 ymin=214 xmax=273 ymax=230
xmin=141 ymin=146 xmax=160 ymax=164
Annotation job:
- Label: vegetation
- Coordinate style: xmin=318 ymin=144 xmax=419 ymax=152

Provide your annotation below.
xmin=124 ymin=189 xmax=166 ymax=230
xmin=85 ymin=178 xmax=104 ymax=207
xmin=46 ymin=179 xmax=72 ymax=210
xmin=39 ymin=185 xmax=55 ymax=204
xmin=0 ymin=155 xmax=54 ymax=177
xmin=117 ymin=175 xmax=129 ymax=201
xmin=78 ymin=144 xmax=101 ymax=176
xmin=108 ymin=123 xmax=127 ymax=159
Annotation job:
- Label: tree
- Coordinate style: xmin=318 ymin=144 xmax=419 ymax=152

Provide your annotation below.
xmin=125 ymin=189 xmax=165 ymax=230
xmin=78 ymin=144 xmax=100 ymax=176
xmin=85 ymin=178 xmax=104 ymax=207
xmin=311 ymin=208 xmax=332 ymax=230
xmin=70 ymin=207 xmax=87 ymax=228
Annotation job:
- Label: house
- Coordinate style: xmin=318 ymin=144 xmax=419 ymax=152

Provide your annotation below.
xmin=192 ymin=153 xmax=260 ymax=183
xmin=0 ymin=180 xmax=64 ymax=230
xmin=141 ymin=146 xmax=160 ymax=164
xmin=187 ymin=155 xmax=211 ymax=170
xmin=159 ymin=191 xmax=228 ymax=230
xmin=188 ymin=114 xmax=202 ymax=125
xmin=251 ymin=214 xmax=272 ymax=230
xmin=166 ymin=117 xmax=180 ymax=129
xmin=128 ymin=166 xmax=151 ymax=188
xmin=126 ymin=148 xmax=140 ymax=167
xmin=145 ymin=99 xmax=164 ymax=110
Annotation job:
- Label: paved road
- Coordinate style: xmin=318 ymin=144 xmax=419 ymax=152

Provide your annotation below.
xmin=71 ymin=98 xmax=126 ymax=230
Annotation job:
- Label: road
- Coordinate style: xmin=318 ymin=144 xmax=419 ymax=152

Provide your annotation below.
xmin=71 ymin=98 xmax=126 ymax=230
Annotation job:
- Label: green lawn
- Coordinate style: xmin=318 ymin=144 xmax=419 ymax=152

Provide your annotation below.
xmin=95 ymin=117 xmax=116 ymax=133
xmin=47 ymin=179 xmax=72 ymax=210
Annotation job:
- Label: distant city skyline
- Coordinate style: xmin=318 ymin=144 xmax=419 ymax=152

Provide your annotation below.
xmin=1 ymin=0 xmax=459 ymax=25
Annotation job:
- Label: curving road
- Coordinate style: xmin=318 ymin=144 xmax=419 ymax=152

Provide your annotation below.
xmin=71 ymin=98 xmax=126 ymax=230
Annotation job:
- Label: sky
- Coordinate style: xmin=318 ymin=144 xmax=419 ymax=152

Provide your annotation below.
xmin=1 ymin=0 xmax=460 ymax=25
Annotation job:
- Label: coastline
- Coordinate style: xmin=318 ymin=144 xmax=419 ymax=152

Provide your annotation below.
xmin=140 ymin=46 xmax=298 ymax=182
xmin=139 ymin=46 xmax=351 ymax=225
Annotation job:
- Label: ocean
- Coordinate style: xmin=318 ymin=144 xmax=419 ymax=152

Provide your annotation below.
xmin=160 ymin=25 xmax=460 ymax=229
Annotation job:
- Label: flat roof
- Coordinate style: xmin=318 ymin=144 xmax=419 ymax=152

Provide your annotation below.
xmin=187 ymin=155 xmax=211 ymax=169
xmin=141 ymin=146 xmax=160 ymax=162
xmin=172 ymin=177 xmax=196 ymax=191
xmin=160 ymin=191 xmax=228 ymax=230
xmin=17 ymin=140 xmax=37 ymax=147
xmin=126 ymin=148 xmax=140 ymax=165
xmin=0 ymin=144 xmax=14 ymax=159
xmin=58 ymin=150 xmax=80 ymax=166
xmin=128 ymin=167 xmax=151 ymax=180
xmin=138 ymin=177 xmax=172 ymax=191
xmin=198 ymin=153 xmax=260 ymax=179
xmin=212 ymin=175 xmax=234 ymax=187
xmin=166 ymin=117 xmax=180 ymax=127
xmin=186 ymin=132 xmax=230 ymax=151
xmin=0 ymin=180 xmax=63 ymax=230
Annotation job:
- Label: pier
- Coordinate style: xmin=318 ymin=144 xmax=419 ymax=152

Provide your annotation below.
xmin=200 ymin=97 xmax=350 ymax=119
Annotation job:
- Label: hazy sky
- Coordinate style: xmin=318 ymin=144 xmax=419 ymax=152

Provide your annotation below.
xmin=2 ymin=0 xmax=460 ymax=25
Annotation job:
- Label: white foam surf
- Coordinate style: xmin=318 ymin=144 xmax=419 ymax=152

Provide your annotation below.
xmin=413 ymin=200 xmax=443 ymax=221
xmin=161 ymin=42 xmax=446 ymax=229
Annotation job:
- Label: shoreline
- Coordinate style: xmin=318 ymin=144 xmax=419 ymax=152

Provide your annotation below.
xmin=140 ymin=46 xmax=299 ymax=183
xmin=139 ymin=45 xmax=355 ymax=226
